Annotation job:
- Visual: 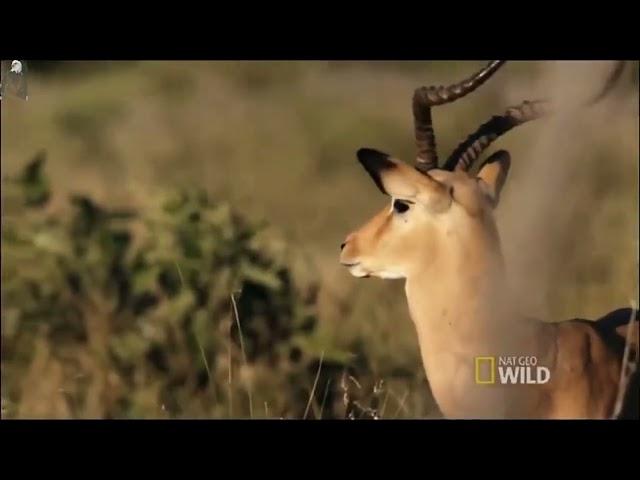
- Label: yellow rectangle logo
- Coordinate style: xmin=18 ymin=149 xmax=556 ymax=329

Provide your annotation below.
xmin=475 ymin=356 xmax=495 ymax=384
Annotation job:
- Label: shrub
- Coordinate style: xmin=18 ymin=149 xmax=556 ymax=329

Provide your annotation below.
xmin=2 ymin=152 xmax=382 ymax=419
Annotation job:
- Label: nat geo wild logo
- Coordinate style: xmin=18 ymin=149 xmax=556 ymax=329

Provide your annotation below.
xmin=1 ymin=60 xmax=28 ymax=101
xmin=475 ymin=355 xmax=551 ymax=385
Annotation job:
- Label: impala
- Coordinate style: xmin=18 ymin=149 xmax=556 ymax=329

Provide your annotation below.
xmin=339 ymin=61 xmax=638 ymax=419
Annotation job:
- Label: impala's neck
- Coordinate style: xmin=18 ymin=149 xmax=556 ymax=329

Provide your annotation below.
xmin=403 ymin=214 xmax=550 ymax=417
xmin=405 ymin=212 xmax=515 ymax=341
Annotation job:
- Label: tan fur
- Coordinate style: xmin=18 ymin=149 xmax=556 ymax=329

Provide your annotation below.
xmin=341 ymin=157 xmax=634 ymax=419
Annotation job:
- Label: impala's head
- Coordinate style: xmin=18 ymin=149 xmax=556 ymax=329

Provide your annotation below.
xmin=340 ymin=147 xmax=511 ymax=279
xmin=340 ymin=61 xmax=531 ymax=280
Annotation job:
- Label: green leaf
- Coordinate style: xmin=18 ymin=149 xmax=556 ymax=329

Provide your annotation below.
xmin=240 ymin=262 xmax=282 ymax=290
xmin=191 ymin=309 xmax=216 ymax=353
xmin=292 ymin=334 xmax=356 ymax=365
xmin=131 ymin=265 xmax=161 ymax=296
xmin=31 ymin=230 xmax=69 ymax=256
xmin=165 ymin=290 xmax=196 ymax=324
xmin=110 ymin=331 xmax=151 ymax=366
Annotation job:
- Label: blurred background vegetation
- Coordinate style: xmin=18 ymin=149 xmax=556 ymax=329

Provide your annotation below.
xmin=1 ymin=61 xmax=638 ymax=419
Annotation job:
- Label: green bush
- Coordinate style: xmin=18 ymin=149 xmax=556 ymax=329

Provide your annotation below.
xmin=1 ymin=153 xmax=384 ymax=419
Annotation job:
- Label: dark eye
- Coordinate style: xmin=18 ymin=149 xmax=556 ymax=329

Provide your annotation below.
xmin=393 ymin=199 xmax=410 ymax=214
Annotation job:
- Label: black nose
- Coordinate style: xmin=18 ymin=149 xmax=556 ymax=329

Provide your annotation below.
xmin=340 ymin=242 xmax=346 ymax=251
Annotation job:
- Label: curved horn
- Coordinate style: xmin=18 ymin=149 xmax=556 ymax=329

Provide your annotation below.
xmin=413 ymin=60 xmax=506 ymax=173
xmin=445 ymin=61 xmax=627 ymax=172
xmin=443 ymin=100 xmax=550 ymax=172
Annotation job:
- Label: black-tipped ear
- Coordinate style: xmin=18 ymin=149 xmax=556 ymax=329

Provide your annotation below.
xmin=477 ymin=150 xmax=511 ymax=207
xmin=356 ymin=148 xmax=396 ymax=194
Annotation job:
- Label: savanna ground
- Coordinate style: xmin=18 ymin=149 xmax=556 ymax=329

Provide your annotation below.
xmin=1 ymin=61 xmax=638 ymax=419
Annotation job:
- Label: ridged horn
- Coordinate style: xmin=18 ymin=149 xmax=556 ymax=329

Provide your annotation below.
xmin=445 ymin=61 xmax=626 ymax=172
xmin=413 ymin=60 xmax=506 ymax=173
